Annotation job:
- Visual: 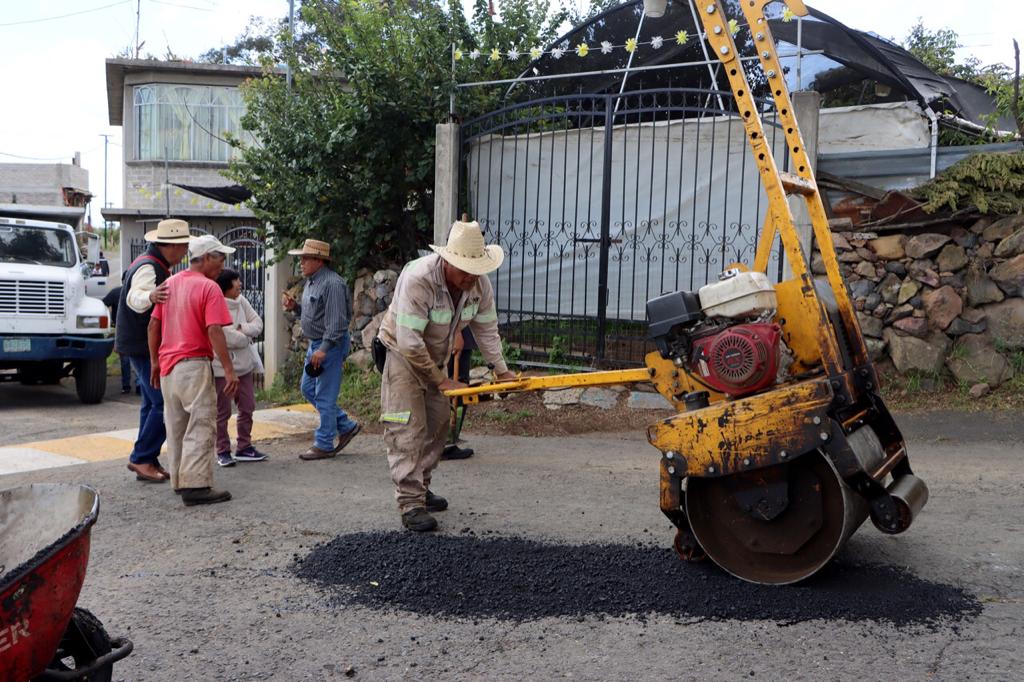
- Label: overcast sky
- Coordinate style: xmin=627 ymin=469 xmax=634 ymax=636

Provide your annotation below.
xmin=0 ymin=1 xmax=1017 ymax=228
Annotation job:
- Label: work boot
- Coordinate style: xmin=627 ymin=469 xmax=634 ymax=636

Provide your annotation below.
xmin=401 ymin=508 xmax=438 ymax=532
xmin=441 ymin=444 xmax=474 ymax=460
xmin=180 ymin=488 xmax=232 ymax=506
xmin=425 ymin=490 xmax=448 ymax=512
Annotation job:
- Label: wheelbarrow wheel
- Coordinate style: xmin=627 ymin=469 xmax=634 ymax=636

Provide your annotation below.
xmin=44 ymin=607 xmax=114 ymax=682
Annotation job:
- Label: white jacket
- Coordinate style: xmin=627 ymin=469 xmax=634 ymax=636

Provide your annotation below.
xmin=212 ymin=294 xmax=264 ymax=378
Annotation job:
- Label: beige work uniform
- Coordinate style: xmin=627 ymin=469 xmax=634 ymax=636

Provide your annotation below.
xmin=161 ymin=358 xmax=218 ymax=490
xmin=378 ymin=254 xmax=508 ymax=513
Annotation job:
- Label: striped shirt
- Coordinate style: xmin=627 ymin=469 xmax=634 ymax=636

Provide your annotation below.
xmin=297 ymin=265 xmax=352 ymax=353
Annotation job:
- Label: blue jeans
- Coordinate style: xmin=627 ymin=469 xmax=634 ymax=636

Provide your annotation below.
xmin=128 ymin=355 xmax=166 ymax=465
xmin=301 ymin=335 xmax=358 ymax=451
xmin=119 ymin=353 xmax=133 ymax=391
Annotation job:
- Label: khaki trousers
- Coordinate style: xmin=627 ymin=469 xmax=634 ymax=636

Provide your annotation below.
xmin=162 ymin=358 xmax=217 ymax=490
xmin=381 ymin=353 xmax=449 ymax=513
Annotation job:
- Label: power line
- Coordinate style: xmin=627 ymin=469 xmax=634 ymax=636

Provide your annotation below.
xmin=0 ymin=151 xmax=76 ymax=161
xmin=0 ymin=0 xmax=130 ymax=27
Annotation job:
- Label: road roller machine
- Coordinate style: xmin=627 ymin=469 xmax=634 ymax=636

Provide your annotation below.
xmin=446 ymin=0 xmax=928 ymax=584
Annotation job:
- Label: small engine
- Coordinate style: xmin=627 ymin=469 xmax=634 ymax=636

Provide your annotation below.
xmin=646 ymin=270 xmax=782 ymax=399
xmin=690 ymin=323 xmax=781 ymax=395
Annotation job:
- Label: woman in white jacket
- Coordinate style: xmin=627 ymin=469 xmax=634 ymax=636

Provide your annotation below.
xmin=213 ymin=269 xmax=266 ymax=466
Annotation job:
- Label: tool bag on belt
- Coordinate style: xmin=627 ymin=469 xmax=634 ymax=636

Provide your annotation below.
xmin=371 ymin=336 xmax=388 ymax=374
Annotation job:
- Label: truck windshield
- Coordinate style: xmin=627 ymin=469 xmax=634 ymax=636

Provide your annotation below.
xmin=0 ymin=224 xmax=77 ymax=268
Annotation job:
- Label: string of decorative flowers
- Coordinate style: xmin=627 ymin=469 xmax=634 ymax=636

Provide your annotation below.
xmin=453 ymin=8 xmax=796 ymax=63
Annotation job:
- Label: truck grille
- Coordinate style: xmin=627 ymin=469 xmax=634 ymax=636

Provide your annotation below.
xmin=0 ymin=280 xmax=66 ymax=316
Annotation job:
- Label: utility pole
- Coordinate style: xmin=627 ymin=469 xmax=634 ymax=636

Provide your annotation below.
xmin=134 ymin=0 xmax=141 ymax=58
xmin=286 ymin=0 xmax=295 ymax=90
xmin=99 ymin=134 xmax=111 ymax=248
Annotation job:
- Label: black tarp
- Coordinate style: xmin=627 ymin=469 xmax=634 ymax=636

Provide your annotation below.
xmin=172 ymin=183 xmax=252 ymax=205
xmin=508 ymin=0 xmax=1005 ymax=128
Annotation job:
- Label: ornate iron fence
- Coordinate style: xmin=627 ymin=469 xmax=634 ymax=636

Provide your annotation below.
xmin=461 ymin=88 xmax=788 ymax=366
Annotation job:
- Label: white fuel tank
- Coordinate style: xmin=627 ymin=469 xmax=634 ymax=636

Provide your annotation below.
xmin=698 ymin=269 xmax=777 ymax=319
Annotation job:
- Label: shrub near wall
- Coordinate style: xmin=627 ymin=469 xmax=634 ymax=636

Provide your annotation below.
xmin=813 ymin=215 xmax=1024 ymax=391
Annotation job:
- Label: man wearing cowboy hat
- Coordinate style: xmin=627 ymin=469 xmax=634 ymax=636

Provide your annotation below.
xmin=281 ymin=239 xmax=361 ymax=459
xmin=116 ymin=218 xmax=191 ymax=483
xmin=377 ymin=220 xmax=516 ymax=532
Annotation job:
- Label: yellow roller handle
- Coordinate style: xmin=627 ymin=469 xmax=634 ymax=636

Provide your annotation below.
xmin=443 ymin=367 xmax=654 ymax=401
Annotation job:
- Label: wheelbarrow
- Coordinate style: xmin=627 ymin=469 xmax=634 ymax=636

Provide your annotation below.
xmin=0 ymin=484 xmax=132 ymax=681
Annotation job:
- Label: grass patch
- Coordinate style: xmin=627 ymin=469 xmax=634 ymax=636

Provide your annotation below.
xmin=339 ymin=366 xmax=382 ymax=423
xmin=880 ymin=362 xmax=1024 ymax=412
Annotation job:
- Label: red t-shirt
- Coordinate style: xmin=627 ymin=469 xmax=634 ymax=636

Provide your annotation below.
xmin=151 ymin=270 xmax=232 ymax=376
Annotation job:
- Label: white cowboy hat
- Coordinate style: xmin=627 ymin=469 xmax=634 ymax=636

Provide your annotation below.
xmin=430 ymin=220 xmax=504 ymax=276
xmin=144 ymin=218 xmax=193 ymax=244
xmin=287 ymin=239 xmax=331 ymax=261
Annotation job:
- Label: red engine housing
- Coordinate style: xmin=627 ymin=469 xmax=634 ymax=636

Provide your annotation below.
xmin=689 ymin=323 xmax=781 ymax=397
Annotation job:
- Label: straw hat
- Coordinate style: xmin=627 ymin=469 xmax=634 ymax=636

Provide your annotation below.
xmin=144 ymin=218 xmax=192 ymax=244
xmin=430 ymin=221 xmax=504 ymax=276
xmin=287 ymin=239 xmax=331 ymax=260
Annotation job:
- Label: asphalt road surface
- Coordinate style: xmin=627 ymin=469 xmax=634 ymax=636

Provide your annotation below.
xmin=0 ymin=375 xmax=140 ymax=446
xmin=1 ymin=412 xmax=1020 ymax=680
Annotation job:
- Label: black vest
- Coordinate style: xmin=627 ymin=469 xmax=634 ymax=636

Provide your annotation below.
xmin=115 ymin=246 xmax=172 ymax=358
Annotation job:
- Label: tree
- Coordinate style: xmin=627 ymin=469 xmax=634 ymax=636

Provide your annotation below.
xmin=903 ymin=20 xmax=982 ymax=83
xmin=228 ymin=0 xmax=570 ymax=277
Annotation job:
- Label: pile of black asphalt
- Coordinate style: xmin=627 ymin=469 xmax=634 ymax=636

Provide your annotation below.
xmin=295 ymin=531 xmax=981 ymax=627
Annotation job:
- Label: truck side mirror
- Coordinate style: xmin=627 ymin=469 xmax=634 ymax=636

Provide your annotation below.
xmin=76 ymin=232 xmax=101 ymax=264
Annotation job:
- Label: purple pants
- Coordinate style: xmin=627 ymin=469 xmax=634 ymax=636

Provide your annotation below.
xmin=215 ymin=372 xmax=256 ymax=454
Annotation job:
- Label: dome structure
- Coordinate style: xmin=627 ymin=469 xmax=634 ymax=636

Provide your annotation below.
xmin=506 ymin=0 xmax=1007 ymax=129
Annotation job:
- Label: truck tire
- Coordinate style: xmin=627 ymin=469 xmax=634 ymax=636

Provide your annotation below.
xmin=75 ymin=357 xmax=107 ymax=404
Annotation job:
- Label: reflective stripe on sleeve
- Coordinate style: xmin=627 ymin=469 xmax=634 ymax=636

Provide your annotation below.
xmin=380 ymin=411 xmax=412 ymax=424
xmin=396 ymin=312 xmax=428 ymax=331
xmin=474 ymin=309 xmax=498 ymax=323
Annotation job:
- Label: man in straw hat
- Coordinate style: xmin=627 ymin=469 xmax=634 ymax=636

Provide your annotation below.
xmin=281 ymin=239 xmax=361 ymax=460
xmin=377 ymin=219 xmax=515 ymax=532
xmin=117 ymin=218 xmax=191 ymax=484
xmin=148 ymin=234 xmax=239 ymax=506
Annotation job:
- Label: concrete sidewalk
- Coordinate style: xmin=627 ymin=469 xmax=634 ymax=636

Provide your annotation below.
xmin=0 ymin=404 xmax=319 ymax=475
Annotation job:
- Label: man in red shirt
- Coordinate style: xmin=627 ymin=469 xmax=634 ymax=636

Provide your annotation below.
xmin=148 ymin=234 xmax=240 ymax=506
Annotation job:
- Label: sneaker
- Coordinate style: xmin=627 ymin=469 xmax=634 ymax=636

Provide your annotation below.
xmin=233 ymin=446 xmax=267 ymax=462
xmin=216 ymin=452 xmax=236 ymax=467
xmin=425 ymin=490 xmax=448 ymax=512
xmin=181 ymin=487 xmax=232 ymax=506
xmin=441 ymin=444 xmax=474 ymax=460
xmin=401 ymin=507 xmax=438 ymax=532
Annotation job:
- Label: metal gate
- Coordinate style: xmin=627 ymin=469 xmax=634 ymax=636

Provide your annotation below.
xmin=461 ymin=88 xmax=787 ymax=366
xmin=130 ymin=225 xmax=266 ymax=373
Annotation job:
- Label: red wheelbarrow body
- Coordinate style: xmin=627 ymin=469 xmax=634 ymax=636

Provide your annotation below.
xmin=0 ymin=484 xmax=131 ymax=681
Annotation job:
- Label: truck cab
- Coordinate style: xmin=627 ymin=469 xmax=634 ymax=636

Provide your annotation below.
xmin=0 ymin=217 xmax=114 ymax=403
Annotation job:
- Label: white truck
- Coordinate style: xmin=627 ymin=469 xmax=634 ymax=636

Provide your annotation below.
xmin=0 ymin=216 xmax=114 ymax=403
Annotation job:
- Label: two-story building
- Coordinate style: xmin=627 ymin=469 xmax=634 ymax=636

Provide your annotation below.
xmin=101 ymin=58 xmax=291 ymax=382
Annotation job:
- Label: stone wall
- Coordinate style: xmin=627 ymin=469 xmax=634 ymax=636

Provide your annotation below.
xmin=813 ymin=215 xmax=1024 ymax=391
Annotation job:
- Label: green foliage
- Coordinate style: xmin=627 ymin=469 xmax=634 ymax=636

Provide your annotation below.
xmin=903 ymin=21 xmax=981 ymax=82
xmin=339 ymin=366 xmax=382 ymax=423
xmin=912 ymin=151 xmax=1024 ymax=214
xmin=227 ymin=0 xmax=570 ymax=278
xmin=547 ymin=334 xmax=568 ymax=365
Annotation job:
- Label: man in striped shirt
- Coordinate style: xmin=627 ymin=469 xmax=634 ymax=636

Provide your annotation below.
xmin=377 ymin=221 xmax=515 ymax=532
xmin=282 ymin=239 xmax=361 ymax=460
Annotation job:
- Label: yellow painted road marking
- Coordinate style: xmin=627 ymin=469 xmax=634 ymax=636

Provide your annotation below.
xmin=28 ymin=435 xmax=134 ymax=462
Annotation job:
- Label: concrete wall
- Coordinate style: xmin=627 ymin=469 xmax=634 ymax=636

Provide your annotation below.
xmin=0 ymin=162 xmax=89 ymax=206
xmin=124 ymin=162 xmax=241 ymax=213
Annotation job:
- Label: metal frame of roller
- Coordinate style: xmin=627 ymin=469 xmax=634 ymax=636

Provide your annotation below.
xmin=447 ymin=0 xmax=928 ymax=584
